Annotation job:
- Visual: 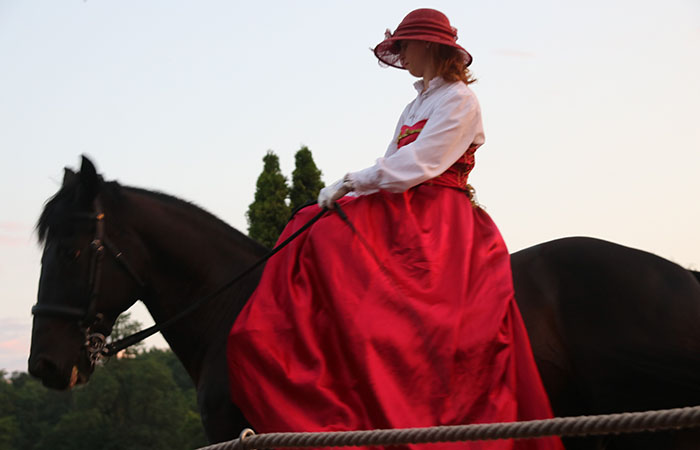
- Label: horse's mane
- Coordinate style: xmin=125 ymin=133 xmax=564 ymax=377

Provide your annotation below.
xmin=37 ymin=179 xmax=265 ymax=253
xmin=125 ymin=185 xmax=242 ymax=233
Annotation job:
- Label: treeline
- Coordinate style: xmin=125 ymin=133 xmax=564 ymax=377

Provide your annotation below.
xmin=247 ymin=146 xmax=324 ymax=248
xmin=2 ymin=314 xmax=208 ymax=450
xmin=0 ymin=349 xmax=207 ymax=450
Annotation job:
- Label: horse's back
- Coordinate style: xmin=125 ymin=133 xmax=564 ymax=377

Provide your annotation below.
xmin=512 ymin=237 xmax=700 ymax=448
xmin=512 ymin=236 xmax=700 ymax=447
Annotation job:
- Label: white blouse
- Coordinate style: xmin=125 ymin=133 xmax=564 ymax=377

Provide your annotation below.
xmin=349 ymin=77 xmax=485 ymax=195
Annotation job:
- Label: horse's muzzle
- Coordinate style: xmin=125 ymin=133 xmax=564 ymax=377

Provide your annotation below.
xmin=28 ymin=354 xmax=81 ymax=390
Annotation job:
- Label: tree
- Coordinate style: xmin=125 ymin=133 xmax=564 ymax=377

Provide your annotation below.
xmin=0 ymin=371 xmax=18 ymax=450
xmin=289 ymin=146 xmax=325 ymax=211
xmin=107 ymin=312 xmax=145 ymax=357
xmin=7 ymin=371 xmax=71 ymax=450
xmin=246 ymin=151 xmax=291 ymax=248
xmin=0 ymin=415 xmax=18 ymax=450
xmin=1 ymin=314 xmax=207 ymax=449
xmin=9 ymin=350 xmax=207 ymax=450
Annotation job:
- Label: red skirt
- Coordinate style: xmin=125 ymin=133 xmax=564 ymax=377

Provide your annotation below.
xmin=228 ymin=185 xmax=563 ymax=450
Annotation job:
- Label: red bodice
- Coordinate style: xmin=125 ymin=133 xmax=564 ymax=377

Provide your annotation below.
xmin=397 ymin=119 xmax=477 ymax=191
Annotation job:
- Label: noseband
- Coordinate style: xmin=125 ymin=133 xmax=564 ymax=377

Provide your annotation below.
xmin=31 ymin=198 xmax=146 ymax=364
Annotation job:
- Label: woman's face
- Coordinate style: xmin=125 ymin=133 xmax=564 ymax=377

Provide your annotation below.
xmin=398 ymin=40 xmax=433 ymax=78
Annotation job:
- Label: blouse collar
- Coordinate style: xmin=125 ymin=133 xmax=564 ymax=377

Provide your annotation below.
xmin=413 ymin=76 xmax=447 ymax=95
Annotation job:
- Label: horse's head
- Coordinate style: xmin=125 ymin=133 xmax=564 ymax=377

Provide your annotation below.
xmin=29 ymin=156 xmax=148 ymax=389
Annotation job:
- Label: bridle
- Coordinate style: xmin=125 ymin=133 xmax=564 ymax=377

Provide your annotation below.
xmin=31 ymin=198 xmax=146 ymax=365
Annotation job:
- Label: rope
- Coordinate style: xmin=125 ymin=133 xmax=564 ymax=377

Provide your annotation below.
xmin=196 ymin=405 xmax=700 ymax=449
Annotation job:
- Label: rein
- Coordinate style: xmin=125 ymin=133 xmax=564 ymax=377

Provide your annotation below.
xmin=105 ymin=200 xmax=387 ymax=360
xmin=32 ymin=197 xmax=330 ymax=362
xmin=105 ymin=205 xmax=327 ymax=357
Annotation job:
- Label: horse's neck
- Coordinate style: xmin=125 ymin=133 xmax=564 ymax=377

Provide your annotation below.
xmin=126 ymin=191 xmax=265 ymax=383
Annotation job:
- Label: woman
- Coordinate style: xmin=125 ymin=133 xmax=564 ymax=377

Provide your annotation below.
xmin=228 ymin=9 xmax=563 ymax=449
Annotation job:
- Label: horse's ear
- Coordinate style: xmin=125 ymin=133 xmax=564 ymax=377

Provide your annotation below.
xmin=62 ymin=168 xmax=77 ymax=187
xmin=78 ymin=155 xmax=101 ymax=202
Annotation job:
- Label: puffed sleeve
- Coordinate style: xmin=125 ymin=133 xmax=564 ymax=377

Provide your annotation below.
xmin=349 ymin=87 xmax=483 ymax=194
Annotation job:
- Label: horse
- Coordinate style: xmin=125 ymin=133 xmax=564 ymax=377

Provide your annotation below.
xmin=29 ymin=157 xmax=700 ymax=450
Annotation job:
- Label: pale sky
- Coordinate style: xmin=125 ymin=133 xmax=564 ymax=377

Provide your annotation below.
xmin=1 ymin=0 xmax=699 ymax=373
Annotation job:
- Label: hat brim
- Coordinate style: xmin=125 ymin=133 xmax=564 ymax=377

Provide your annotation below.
xmin=373 ymin=37 xmax=473 ymax=69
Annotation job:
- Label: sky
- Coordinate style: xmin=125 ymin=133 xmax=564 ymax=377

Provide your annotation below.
xmin=1 ymin=0 xmax=699 ymax=374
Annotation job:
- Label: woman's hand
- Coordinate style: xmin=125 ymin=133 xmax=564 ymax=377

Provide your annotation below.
xmin=318 ymin=174 xmax=354 ymax=209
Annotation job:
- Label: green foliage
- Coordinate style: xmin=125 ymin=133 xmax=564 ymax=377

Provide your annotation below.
xmin=246 ymin=147 xmax=326 ymax=247
xmin=0 ymin=373 xmax=18 ymax=450
xmin=107 ymin=312 xmax=145 ymax=356
xmin=0 ymin=415 xmax=18 ymax=450
xmin=7 ymin=372 xmax=71 ymax=450
xmin=246 ymin=151 xmax=291 ymax=248
xmin=1 ymin=350 xmax=206 ymax=449
xmin=290 ymin=146 xmax=325 ymax=211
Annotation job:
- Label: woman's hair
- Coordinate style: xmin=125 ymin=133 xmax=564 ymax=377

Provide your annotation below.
xmin=431 ymin=44 xmax=476 ymax=85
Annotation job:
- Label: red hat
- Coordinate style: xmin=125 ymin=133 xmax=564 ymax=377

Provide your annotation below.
xmin=373 ymin=9 xmax=472 ymax=69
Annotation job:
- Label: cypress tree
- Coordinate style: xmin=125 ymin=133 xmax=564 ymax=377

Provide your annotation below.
xmin=289 ymin=146 xmax=325 ymax=211
xmin=246 ymin=151 xmax=291 ymax=248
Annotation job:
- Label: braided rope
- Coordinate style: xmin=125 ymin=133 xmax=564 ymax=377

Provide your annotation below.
xmin=197 ymin=405 xmax=700 ymax=449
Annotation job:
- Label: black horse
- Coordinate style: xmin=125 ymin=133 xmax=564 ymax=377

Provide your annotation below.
xmin=29 ymin=157 xmax=700 ymax=449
